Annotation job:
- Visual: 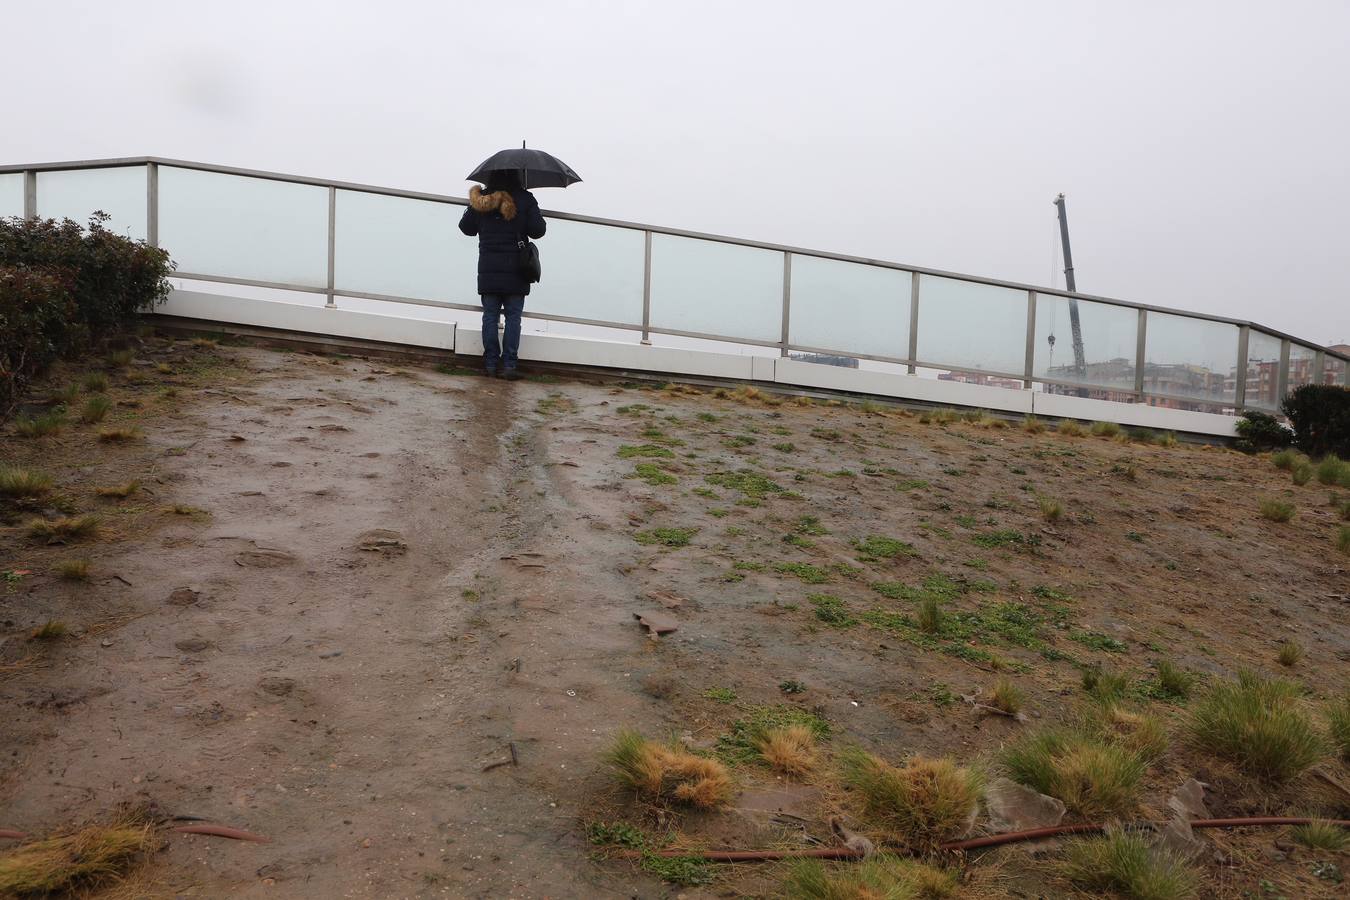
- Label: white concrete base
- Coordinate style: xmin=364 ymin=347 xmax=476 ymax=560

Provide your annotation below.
xmin=1030 ymin=391 xmax=1236 ymax=436
xmin=159 ymin=289 xmax=455 ymax=350
xmin=155 ymin=288 xmax=1237 ymax=438
xmin=773 ymin=358 xmax=1035 ymax=414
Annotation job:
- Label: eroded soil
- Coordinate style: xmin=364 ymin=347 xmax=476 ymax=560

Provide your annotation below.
xmin=2 ymin=338 xmax=1348 ymax=898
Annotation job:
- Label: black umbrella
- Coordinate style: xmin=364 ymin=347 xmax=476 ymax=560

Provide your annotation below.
xmin=467 ymin=144 xmax=582 ymax=189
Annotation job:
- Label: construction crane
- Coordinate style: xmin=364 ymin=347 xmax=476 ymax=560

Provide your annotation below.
xmin=1053 ymin=193 xmax=1087 ymax=379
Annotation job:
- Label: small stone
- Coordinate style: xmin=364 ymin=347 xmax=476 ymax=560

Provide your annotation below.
xmin=259 ymin=676 xmax=295 ymax=697
xmin=167 ymin=587 xmax=200 ymax=606
xmin=100 ymin=638 xmax=114 ymax=648
xmin=175 ymin=637 xmax=210 ymax=653
xmin=235 ymin=549 xmax=296 ymax=568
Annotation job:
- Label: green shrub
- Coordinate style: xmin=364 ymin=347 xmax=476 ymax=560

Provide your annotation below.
xmin=1153 ymin=661 xmax=1194 ymax=700
xmin=1002 ymin=727 xmax=1147 ymax=816
xmin=1316 ymin=455 xmax=1347 ymax=486
xmin=1291 ymin=820 xmax=1348 ymax=852
xmin=1270 ymin=448 xmax=1301 ymax=470
xmin=1258 ymin=499 xmax=1295 ymax=522
xmin=1326 ymin=694 xmax=1350 ymax=761
xmin=0 ymin=213 xmax=173 ymax=418
xmin=1281 ymin=383 xmax=1350 ymax=459
xmin=1236 ymin=411 xmax=1293 ymax=453
xmin=1292 ymin=461 xmax=1314 ymax=486
xmin=79 ymin=394 xmax=112 ymax=424
xmin=1188 ymin=671 xmax=1324 ymax=782
xmin=1090 ymin=421 xmax=1122 ymax=438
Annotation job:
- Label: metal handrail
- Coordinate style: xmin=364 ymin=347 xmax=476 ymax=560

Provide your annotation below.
xmin=4 ymin=156 xmax=1346 ymax=400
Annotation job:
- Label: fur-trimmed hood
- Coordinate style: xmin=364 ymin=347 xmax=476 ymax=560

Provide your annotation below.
xmin=469 ymin=185 xmax=517 ymax=221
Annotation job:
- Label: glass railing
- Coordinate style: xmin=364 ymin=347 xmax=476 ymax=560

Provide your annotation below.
xmin=3 ymin=157 xmax=1347 ymax=415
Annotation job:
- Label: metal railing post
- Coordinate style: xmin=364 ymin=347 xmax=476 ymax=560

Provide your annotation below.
xmin=23 ymin=170 xmax=36 ymax=218
xmin=146 ymin=163 xmax=159 ymax=247
xmin=641 ymin=230 xmax=652 ymax=345
xmin=1134 ymin=309 xmax=1148 ymax=398
xmin=779 ymin=253 xmax=792 ymax=357
xmin=1023 ymin=291 xmax=1036 ymax=389
xmin=325 ymin=186 xmax=336 ymax=308
xmin=907 ymin=272 xmax=920 ymax=374
xmin=1277 ymin=339 xmax=1290 ymax=403
xmin=1234 ymin=325 xmax=1249 ymax=411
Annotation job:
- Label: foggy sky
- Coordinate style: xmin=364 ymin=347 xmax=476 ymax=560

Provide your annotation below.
xmin=6 ymin=0 xmax=1348 ymax=346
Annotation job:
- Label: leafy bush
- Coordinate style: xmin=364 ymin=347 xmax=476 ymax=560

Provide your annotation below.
xmin=1281 ymin=383 xmax=1350 ymax=459
xmin=1235 ymin=411 xmax=1293 ymax=453
xmin=1 ymin=213 xmax=173 ymax=417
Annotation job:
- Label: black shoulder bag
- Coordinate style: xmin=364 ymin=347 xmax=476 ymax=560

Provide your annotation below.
xmin=517 ymin=200 xmax=541 ymax=284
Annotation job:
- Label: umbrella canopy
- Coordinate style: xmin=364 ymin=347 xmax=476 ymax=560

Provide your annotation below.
xmin=467 ymin=147 xmax=581 ymax=189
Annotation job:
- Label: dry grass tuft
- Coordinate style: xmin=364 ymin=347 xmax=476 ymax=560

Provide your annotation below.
xmin=838 ymin=749 xmax=981 ymax=853
xmin=1062 ymin=828 xmax=1197 ymax=900
xmin=605 ymin=728 xmax=734 ymax=809
xmin=0 ymin=806 xmax=161 ymax=897
xmin=30 ymin=620 xmax=68 ymax=641
xmin=916 ymin=596 xmax=943 ymax=635
xmin=1338 ymin=525 xmax=1350 ymax=555
xmin=1188 ymin=670 xmax=1324 ymax=782
xmin=753 ymin=724 xmax=819 ymax=777
xmin=1258 ymin=499 xmax=1295 ymax=522
xmin=989 ymin=677 xmax=1024 ymax=715
xmin=0 ymin=466 xmax=54 ymax=500
xmin=80 ymin=372 xmax=109 ymax=393
xmin=98 ymin=425 xmax=143 ymax=443
xmin=1292 ymin=461 xmax=1314 ymax=486
xmin=1276 ymin=640 xmax=1303 ymax=667
xmin=1022 ymin=415 xmax=1046 ymax=434
xmin=96 ymin=481 xmax=141 ymax=499
xmin=28 ymin=514 xmax=101 ymax=544
xmin=1056 ymin=418 xmax=1086 ymax=436
xmin=1090 ymin=421 xmax=1122 ymax=438
xmin=57 ymin=559 xmax=91 ymax=581
xmin=1038 ymin=496 xmax=1065 ymax=523
xmin=1328 ymin=694 xmax=1350 ymax=761
xmin=785 ymin=855 xmax=957 ymax=900
xmin=14 ymin=410 xmax=66 ymax=438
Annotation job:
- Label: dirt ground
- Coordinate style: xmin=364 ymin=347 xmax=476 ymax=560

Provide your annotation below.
xmin=2 ymin=335 xmax=1348 ymax=899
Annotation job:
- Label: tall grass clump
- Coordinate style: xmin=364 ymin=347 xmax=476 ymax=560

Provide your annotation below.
xmin=30 ymin=620 xmax=68 ymax=641
xmin=1187 ymin=671 xmax=1323 ymax=782
xmin=1039 ymin=496 xmax=1065 ymax=523
xmin=78 ymin=394 xmax=112 ymax=424
xmin=28 ymin=515 xmax=100 ymax=544
xmin=1329 ymin=694 xmax=1350 ymax=761
xmin=14 ymin=410 xmax=66 ymax=438
xmin=1062 ymin=829 xmax=1197 ymax=900
xmin=1022 ymin=415 xmax=1046 ymax=434
xmin=1276 ymin=640 xmax=1303 ymax=667
xmin=0 ymin=465 xmax=54 ymax=499
xmin=1001 ymin=727 xmax=1147 ymax=816
xmin=785 ymin=856 xmax=957 ymax=900
xmin=1270 ymin=448 xmax=1300 ymax=471
xmin=838 ymin=749 xmax=981 ymax=853
xmin=1316 ymin=455 xmax=1347 ymax=486
xmin=1338 ymin=525 xmax=1350 ymax=555
xmin=605 ymin=728 xmax=733 ymax=809
xmin=1291 ymin=820 xmax=1349 ymax=852
xmin=80 ymin=372 xmax=109 ymax=393
xmin=1154 ymin=660 xmax=1193 ymax=700
xmin=1057 ymin=419 xmax=1087 ymax=437
xmin=1258 ymin=499 xmax=1295 ymax=522
xmin=917 ymin=596 xmax=943 ymax=635
xmin=989 ymin=677 xmax=1024 ymax=715
xmin=0 ymin=806 xmax=161 ymax=897
xmin=56 ymin=559 xmax=90 ymax=581
xmin=1091 ymin=421 xmax=1122 ymax=438
xmin=1292 ymin=461 xmax=1314 ymax=486
xmin=1082 ymin=667 xmax=1131 ymax=703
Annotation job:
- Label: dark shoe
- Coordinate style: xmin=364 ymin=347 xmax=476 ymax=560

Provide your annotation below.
xmin=483 ymin=367 xmax=497 ymax=378
xmin=501 ymin=368 xmax=522 ymax=381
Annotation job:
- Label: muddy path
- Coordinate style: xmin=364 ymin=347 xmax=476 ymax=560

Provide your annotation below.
xmin=3 ymin=348 xmax=663 ymax=898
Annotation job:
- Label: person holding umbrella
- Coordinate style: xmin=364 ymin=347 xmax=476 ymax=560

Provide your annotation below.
xmin=459 ymin=145 xmax=581 ymax=379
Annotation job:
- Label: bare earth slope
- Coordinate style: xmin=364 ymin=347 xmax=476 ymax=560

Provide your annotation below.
xmin=2 ymin=339 xmax=1347 ymax=898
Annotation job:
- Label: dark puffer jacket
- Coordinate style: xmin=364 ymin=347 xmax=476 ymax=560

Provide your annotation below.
xmin=458 ymin=184 xmax=546 ymax=296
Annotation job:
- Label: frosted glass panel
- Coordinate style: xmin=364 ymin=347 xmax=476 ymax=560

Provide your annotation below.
xmin=0 ymin=173 xmax=22 ymax=219
xmin=1325 ymin=354 xmax=1347 ymax=388
xmin=649 ymin=234 xmax=782 ymax=342
xmin=1243 ymin=330 xmax=1282 ymax=411
xmin=527 ymin=218 xmax=645 ymax=326
xmin=1033 ymin=295 xmax=1137 ymax=389
xmin=159 ymin=167 xmax=328 ymax=287
xmin=1142 ymin=312 xmax=1238 ymax=404
xmin=1287 ymin=343 xmax=1317 ymax=393
xmin=36 ymin=167 xmax=146 ymax=240
xmin=334 ymin=190 xmax=474 ymax=302
xmin=788 ymin=255 xmax=909 ymax=358
xmin=916 ymin=275 xmax=1026 ymax=375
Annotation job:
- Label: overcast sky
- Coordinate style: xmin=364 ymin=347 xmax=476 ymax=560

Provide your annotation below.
xmin=6 ymin=1 xmax=1348 ymax=346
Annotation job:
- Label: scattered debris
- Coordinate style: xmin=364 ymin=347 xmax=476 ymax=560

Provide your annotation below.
xmin=646 ymin=590 xmax=687 ymax=610
xmin=829 ymin=816 xmax=876 ymax=857
xmin=234 ymin=548 xmax=296 ymax=568
xmin=633 ymin=611 xmax=679 ymax=639
xmin=318 ymin=650 xmax=343 ymax=659
xmin=356 ymin=529 xmax=407 ymax=555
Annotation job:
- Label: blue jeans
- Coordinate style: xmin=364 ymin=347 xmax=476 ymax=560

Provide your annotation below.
xmin=481 ymin=294 xmax=524 ymax=371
